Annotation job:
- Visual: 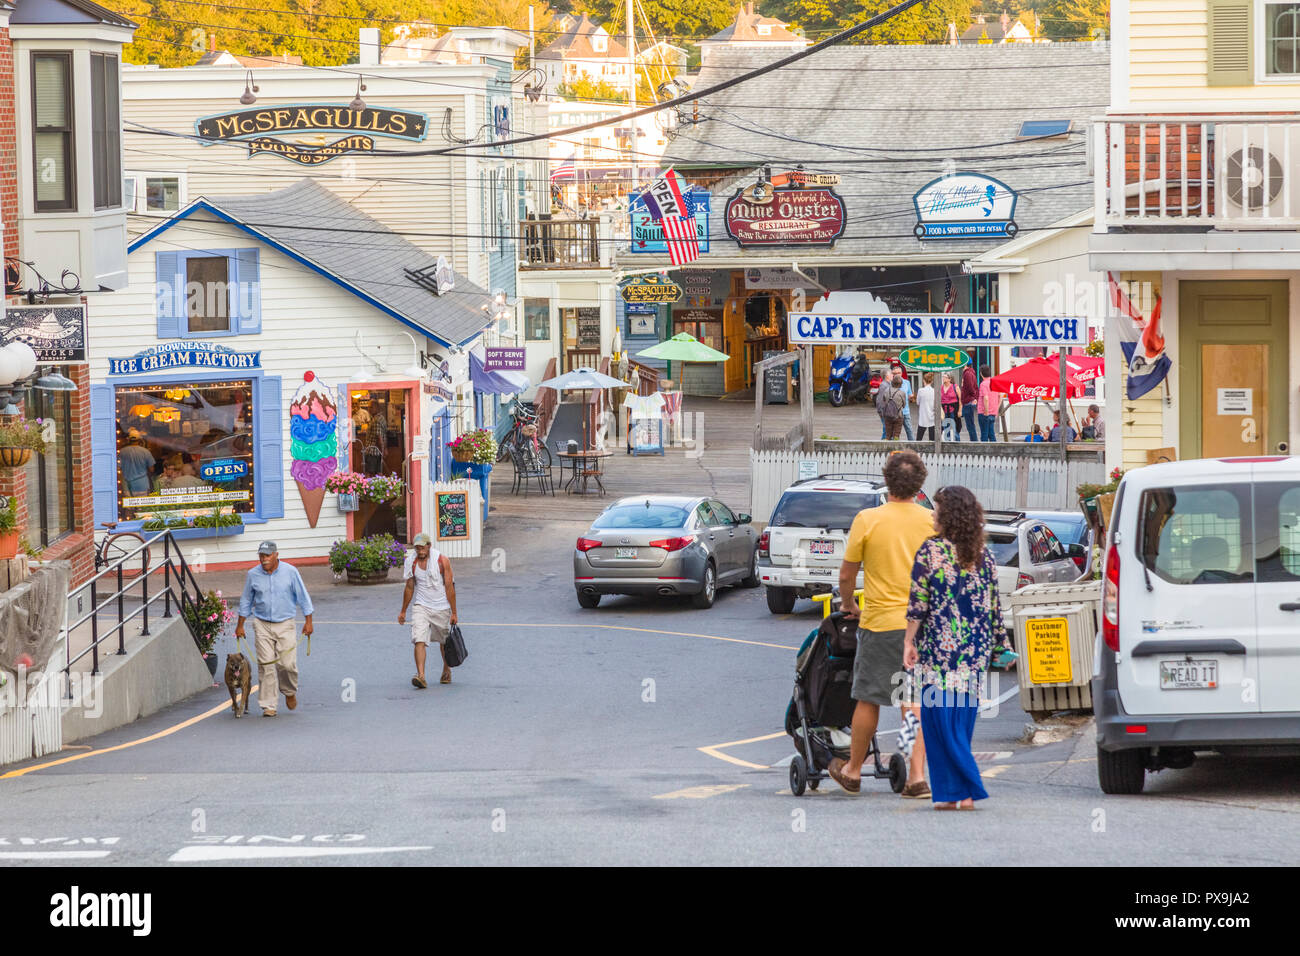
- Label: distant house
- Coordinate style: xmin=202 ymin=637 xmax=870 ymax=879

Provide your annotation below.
xmin=958 ymin=12 xmax=1042 ymax=44
xmin=381 ymin=22 xmax=529 ymax=64
xmin=536 ymin=14 xmax=631 ymax=92
xmin=637 ymin=39 xmax=689 ymax=75
xmin=698 ymin=3 xmax=808 ymax=63
xmin=194 ymin=36 xmax=302 ymax=67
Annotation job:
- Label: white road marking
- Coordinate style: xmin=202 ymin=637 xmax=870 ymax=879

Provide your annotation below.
xmin=653 ymin=784 xmax=750 ymax=800
xmin=169 ymin=845 xmax=431 ymax=862
xmin=0 ymin=850 xmax=111 ymax=859
xmin=980 ymin=684 xmax=1021 ymax=712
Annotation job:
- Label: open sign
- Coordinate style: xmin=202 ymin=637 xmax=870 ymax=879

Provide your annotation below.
xmin=199 ymin=458 xmax=248 ymax=483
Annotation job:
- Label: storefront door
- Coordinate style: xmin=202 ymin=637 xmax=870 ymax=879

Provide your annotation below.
xmin=1180 ymin=281 xmax=1289 ymax=459
xmin=349 ymin=386 xmax=413 ymax=543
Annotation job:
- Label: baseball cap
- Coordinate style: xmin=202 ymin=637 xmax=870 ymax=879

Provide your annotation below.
xmin=257 ymin=540 xmax=278 ymax=556
xmin=412 ymin=532 xmax=432 ymax=547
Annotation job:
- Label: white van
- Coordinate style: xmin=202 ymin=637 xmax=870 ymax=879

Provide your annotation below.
xmin=1093 ymin=456 xmax=1300 ymax=794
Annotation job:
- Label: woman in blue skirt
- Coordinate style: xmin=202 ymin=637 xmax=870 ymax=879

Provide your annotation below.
xmin=903 ymin=485 xmax=1000 ymax=810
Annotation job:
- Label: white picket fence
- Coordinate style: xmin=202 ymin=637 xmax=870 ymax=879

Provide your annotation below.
xmin=750 ymin=449 xmax=1106 ymax=522
xmin=0 ymin=654 xmax=63 ymax=766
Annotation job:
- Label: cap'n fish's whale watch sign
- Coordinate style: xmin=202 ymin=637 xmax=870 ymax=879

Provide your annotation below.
xmin=788 ymin=312 xmax=1085 ymax=347
xmin=913 ymin=173 xmax=1017 ymax=240
xmin=195 ymin=103 xmax=429 ymax=166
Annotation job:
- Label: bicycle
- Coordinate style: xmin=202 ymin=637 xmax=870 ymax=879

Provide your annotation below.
xmin=95 ymin=521 xmax=152 ymax=574
xmin=497 ymin=402 xmax=544 ymax=463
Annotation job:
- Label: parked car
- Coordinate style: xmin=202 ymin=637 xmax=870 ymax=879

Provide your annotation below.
xmin=573 ymin=496 xmax=758 ymax=609
xmin=1025 ymin=509 xmax=1096 ymax=577
xmin=985 ymin=510 xmax=1083 ymax=648
xmin=1094 ymin=456 xmax=1300 ymax=794
xmin=759 ymin=474 xmax=932 ymax=614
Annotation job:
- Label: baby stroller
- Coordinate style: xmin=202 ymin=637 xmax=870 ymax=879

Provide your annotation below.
xmin=785 ymin=611 xmax=907 ymax=796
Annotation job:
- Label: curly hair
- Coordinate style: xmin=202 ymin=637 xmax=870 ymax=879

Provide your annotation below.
xmin=882 ymin=449 xmax=927 ymax=499
xmin=934 ymin=485 xmax=985 ymax=568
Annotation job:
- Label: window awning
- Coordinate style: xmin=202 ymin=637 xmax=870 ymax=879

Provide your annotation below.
xmin=469 ymin=352 xmax=529 ymax=395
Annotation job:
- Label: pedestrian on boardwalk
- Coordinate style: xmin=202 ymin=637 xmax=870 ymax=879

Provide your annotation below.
xmin=895 ymin=361 xmax=915 ymax=441
xmin=903 ymin=486 xmax=999 ymax=809
xmin=977 ymin=365 xmax=998 ymax=442
xmin=828 ymin=450 xmax=933 ymax=798
xmin=940 ymin=373 xmax=960 ymax=440
xmin=398 ymin=532 xmax=458 ymax=687
xmin=876 ymin=370 xmax=908 ymax=441
xmin=960 ymin=363 xmax=979 ymax=442
xmin=915 ymin=372 xmax=936 ymax=441
xmin=235 ymin=541 xmax=314 ymax=717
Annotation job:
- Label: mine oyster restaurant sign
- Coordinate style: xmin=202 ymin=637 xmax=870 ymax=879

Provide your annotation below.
xmin=913 ymin=173 xmax=1017 ymax=240
xmin=788 ymin=313 xmax=1086 ymax=347
xmin=725 ymin=187 xmax=846 ymax=247
xmin=195 ymin=104 xmax=429 ymax=166
xmin=108 ymin=342 xmax=262 ymax=376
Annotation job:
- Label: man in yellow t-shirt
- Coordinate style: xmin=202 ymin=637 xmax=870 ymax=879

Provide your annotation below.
xmin=829 ymin=449 xmax=935 ymax=797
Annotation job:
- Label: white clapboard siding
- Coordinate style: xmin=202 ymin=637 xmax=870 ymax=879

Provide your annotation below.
xmin=430 ymin=480 xmax=482 ymax=559
xmin=750 ymin=450 xmax=1104 ymax=523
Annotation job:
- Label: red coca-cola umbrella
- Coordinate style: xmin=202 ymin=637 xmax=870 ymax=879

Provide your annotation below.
xmin=1064 ymin=353 xmax=1105 ymax=386
xmin=989 ymin=356 xmax=1086 ymax=405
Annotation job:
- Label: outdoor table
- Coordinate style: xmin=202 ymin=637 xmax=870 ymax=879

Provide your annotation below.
xmin=557 ymin=450 xmax=612 ymax=496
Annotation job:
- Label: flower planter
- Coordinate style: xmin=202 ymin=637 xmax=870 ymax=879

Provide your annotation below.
xmin=466 ymin=462 xmax=493 ymax=480
xmin=0 ymin=447 xmax=32 ymax=468
xmin=345 ymin=567 xmax=391 ymax=585
xmin=0 ymin=529 xmax=18 ymax=559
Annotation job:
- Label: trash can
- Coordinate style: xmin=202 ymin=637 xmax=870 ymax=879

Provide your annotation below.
xmin=1005 ymin=580 xmax=1101 ymax=720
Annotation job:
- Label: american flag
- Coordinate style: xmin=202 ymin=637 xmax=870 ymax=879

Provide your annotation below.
xmin=943 ymin=275 xmax=955 ymax=313
xmin=550 ymin=154 xmax=575 ymax=182
xmin=638 ymin=168 xmax=700 ymax=266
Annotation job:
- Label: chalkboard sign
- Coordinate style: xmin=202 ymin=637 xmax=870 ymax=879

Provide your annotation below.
xmin=763 ymin=349 xmax=790 ymax=405
xmin=576 ymin=307 xmax=601 ymax=348
xmin=436 ymin=491 xmax=469 ymax=540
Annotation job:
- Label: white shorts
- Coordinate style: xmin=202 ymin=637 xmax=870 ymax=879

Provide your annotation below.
xmin=410 ymin=604 xmax=451 ymax=645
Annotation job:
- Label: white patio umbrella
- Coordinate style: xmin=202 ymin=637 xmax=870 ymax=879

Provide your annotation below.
xmin=535 ymin=366 xmax=626 ymax=451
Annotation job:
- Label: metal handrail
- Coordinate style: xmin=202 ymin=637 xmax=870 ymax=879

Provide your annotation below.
xmin=63 ymin=530 xmax=207 ymax=690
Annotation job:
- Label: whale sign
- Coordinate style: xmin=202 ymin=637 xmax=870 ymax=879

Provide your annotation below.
xmin=788 ymin=313 xmax=1086 ymax=347
xmin=913 ymin=173 xmax=1017 ymax=240
xmin=195 ymin=103 xmax=429 ymax=166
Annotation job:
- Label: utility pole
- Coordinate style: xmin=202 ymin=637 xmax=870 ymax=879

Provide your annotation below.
xmin=626 ymin=0 xmax=637 ymax=189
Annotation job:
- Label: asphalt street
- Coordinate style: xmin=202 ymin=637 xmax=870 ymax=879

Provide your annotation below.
xmin=4 ymin=515 xmax=1300 ymax=866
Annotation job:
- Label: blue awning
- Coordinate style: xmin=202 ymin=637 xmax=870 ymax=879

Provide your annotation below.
xmin=470 ymin=352 xmax=529 ymax=395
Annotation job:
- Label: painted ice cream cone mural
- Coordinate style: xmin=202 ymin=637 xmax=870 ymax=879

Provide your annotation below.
xmin=289 ymin=371 xmax=338 ymax=528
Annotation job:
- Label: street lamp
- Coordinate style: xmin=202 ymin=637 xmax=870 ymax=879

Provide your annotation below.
xmin=0 ymin=342 xmax=39 ymax=416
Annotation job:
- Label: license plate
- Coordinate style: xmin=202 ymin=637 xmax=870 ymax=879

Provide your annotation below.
xmin=1159 ymin=659 xmax=1218 ymax=690
xmin=809 ymin=540 xmax=835 ymax=555
xmin=615 ymin=547 xmax=638 ymax=559
xmin=805 ymin=568 xmax=833 ymax=577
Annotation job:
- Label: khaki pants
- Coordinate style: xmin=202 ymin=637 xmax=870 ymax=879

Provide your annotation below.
xmin=253 ymin=618 xmax=298 ymax=713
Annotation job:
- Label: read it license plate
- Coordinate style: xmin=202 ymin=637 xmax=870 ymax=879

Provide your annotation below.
xmin=615 ymin=547 xmax=638 ymax=559
xmin=809 ymin=540 xmax=835 ymax=555
xmin=1159 ymin=659 xmax=1218 ymax=690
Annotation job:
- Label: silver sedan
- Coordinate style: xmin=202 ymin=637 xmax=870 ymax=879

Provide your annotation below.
xmin=573 ymin=495 xmax=760 ymax=609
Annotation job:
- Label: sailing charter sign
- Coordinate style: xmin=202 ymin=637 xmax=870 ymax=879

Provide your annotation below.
xmin=195 ymin=104 xmax=429 ymax=165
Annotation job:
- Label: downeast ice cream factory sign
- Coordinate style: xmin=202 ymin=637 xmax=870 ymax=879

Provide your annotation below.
xmin=195 ymin=103 xmax=429 ymax=166
xmin=108 ymin=342 xmax=261 ymax=376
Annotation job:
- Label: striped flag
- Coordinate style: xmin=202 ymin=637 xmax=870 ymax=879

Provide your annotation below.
xmin=637 ymin=168 xmax=700 ymax=266
xmin=943 ymin=274 xmax=955 ymax=313
xmin=550 ymin=154 xmax=575 ymax=182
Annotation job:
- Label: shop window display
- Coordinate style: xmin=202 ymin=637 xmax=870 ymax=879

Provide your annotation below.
xmin=113 ymin=379 xmax=254 ymax=519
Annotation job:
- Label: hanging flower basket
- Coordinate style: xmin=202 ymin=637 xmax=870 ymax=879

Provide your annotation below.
xmin=0 ymin=447 xmax=31 ymax=468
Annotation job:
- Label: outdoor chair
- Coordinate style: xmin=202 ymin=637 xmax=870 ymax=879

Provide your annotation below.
xmin=511 ymin=443 xmax=553 ymax=497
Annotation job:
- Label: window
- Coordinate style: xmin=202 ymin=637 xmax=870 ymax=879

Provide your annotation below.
xmin=987 ymin=532 xmax=1020 ymax=567
xmin=1017 ymin=119 xmax=1072 ymax=139
xmin=32 ymin=52 xmax=74 ymax=212
xmin=113 ymin=380 xmax=255 ymax=520
xmin=769 ymin=491 xmax=882 ymax=531
xmin=593 ymin=503 xmax=689 ymax=529
xmin=1138 ymin=485 xmax=1254 ymax=584
xmin=1255 ymin=483 xmax=1300 ymax=580
xmin=124 ymin=172 xmax=186 ymax=214
xmin=524 ymin=298 xmax=551 ymax=340
xmin=21 ymin=375 xmax=75 ymax=547
xmin=123 ymin=175 xmax=138 ymax=212
xmin=91 ymin=52 xmax=121 ymax=209
xmin=1266 ymin=2 xmax=1300 ymax=74
xmin=185 ymin=255 xmax=231 ymax=332
xmin=695 ymin=501 xmax=717 ymax=526
xmin=710 ymin=500 xmax=736 ymax=524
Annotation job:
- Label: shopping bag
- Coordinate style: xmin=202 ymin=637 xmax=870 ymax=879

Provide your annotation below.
xmin=443 ymin=623 xmax=468 ymax=668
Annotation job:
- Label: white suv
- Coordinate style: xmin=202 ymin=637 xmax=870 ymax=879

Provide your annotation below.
xmin=758 ymin=474 xmax=931 ymax=614
xmin=1094 ymin=456 xmax=1300 ymax=794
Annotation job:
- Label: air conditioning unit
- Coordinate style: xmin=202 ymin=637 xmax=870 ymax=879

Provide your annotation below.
xmin=1214 ymin=123 xmax=1300 ymax=228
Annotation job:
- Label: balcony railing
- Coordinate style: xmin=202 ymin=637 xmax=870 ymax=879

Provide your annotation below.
xmin=1094 ymin=115 xmax=1300 ymax=229
xmin=519 ymin=217 xmax=601 ymax=269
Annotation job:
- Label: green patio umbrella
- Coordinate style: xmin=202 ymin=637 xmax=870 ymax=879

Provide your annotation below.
xmin=636 ymin=333 xmax=730 ymax=384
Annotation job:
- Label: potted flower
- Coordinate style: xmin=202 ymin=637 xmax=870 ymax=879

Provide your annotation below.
xmin=192 ymin=506 xmax=244 ymax=534
xmin=448 ymin=430 xmax=498 ymax=479
xmin=1078 ymin=467 xmax=1124 ymax=533
xmin=0 ymin=497 xmax=18 ymax=559
xmin=361 ymin=473 xmax=404 ymax=503
xmin=329 ymin=533 xmax=405 ymax=584
xmin=0 ymin=417 xmax=47 ymax=468
xmin=181 ymin=588 xmax=235 ymax=678
xmin=325 ymin=470 xmax=365 ymax=511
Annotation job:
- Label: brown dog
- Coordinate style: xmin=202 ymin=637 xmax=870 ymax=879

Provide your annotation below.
xmin=225 ymin=653 xmax=251 ymax=717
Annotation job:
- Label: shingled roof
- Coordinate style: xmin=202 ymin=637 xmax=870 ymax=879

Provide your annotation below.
xmin=704 ymin=3 xmax=806 ymax=44
xmin=537 ymin=14 xmax=628 ymax=61
xmin=665 ymin=42 xmax=1109 ymax=258
xmin=130 ymin=180 xmax=492 ymax=348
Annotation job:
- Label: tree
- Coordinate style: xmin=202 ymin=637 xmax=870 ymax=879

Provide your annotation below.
xmin=1029 ymin=0 xmax=1108 ymax=39
xmin=576 ymin=0 xmax=737 ymax=40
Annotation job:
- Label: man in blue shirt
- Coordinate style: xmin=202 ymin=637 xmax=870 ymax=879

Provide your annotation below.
xmin=119 ymin=430 xmax=155 ymax=495
xmin=235 ymin=541 xmax=314 ymax=717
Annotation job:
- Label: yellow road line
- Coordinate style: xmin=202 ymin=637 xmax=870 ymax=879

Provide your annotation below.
xmin=697 ymin=731 xmax=786 ymax=770
xmin=1 ymin=686 xmax=258 ymax=780
xmin=457 ymin=621 xmax=799 ymax=651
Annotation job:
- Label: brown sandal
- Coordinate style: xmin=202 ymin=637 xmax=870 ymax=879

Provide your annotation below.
xmin=827 ymin=758 xmax=861 ymax=794
xmin=440 ymin=672 xmax=452 ymax=684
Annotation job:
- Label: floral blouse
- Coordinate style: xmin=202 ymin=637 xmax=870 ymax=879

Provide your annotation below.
xmin=906 ymin=537 xmax=1001 ymax=694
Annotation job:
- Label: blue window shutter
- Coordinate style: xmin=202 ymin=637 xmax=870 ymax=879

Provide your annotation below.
xmin=155 ymin=251 xmax=182 ymax=337
xmin=89 ymin=384 xmax=118 ymax=524
xmin=259 ymin=375 xmax=284 ymax=518
xmin=232 ymin=248 xmax=261 ymax=334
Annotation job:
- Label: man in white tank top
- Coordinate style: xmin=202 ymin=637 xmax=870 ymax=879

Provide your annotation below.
xmin=397 ymin=532 xmax=458 ymax=688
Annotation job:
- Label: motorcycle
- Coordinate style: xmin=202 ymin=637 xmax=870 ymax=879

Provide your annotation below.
xmin=828 ymin=349 xmax=881 ymax=407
